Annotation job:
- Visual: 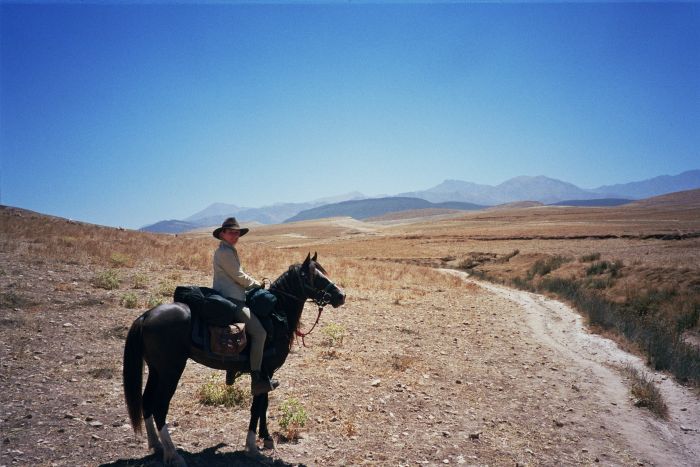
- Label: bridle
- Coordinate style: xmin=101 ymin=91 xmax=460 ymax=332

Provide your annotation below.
xmin=269 ymin=265 xmax=339 ymax=346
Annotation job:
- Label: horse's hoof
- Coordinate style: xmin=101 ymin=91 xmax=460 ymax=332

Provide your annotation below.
xmin=149 ymin=442 xmax=164 ymax=456
xmin=263 ymin=437 xmax=275 ymax=450
xmin=245 ymin=430 xmax=260 ymax=456
xmin=164 ymin=452 xmax=187 ymax=467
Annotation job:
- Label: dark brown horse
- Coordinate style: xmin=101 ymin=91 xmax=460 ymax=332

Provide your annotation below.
xmin=123 ymin=253 xmax=345 ymax=466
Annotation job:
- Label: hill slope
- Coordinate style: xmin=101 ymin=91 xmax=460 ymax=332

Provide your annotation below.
xmin=284 ymin=197 xmax=485 ymax=222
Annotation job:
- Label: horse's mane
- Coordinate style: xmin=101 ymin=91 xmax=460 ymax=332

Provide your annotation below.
xmin=269 ymin=260 xmax=327 ymax=351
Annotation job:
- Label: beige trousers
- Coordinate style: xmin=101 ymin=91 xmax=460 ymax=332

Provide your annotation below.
xmin=231 ymin=305 xmax=266 ymax=372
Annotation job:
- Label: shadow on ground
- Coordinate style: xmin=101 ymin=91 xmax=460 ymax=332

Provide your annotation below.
xmin=99 ymin=443 xmax=305 ymax=467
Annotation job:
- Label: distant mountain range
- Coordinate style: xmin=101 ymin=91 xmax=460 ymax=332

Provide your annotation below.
xmin=140 ymin=170 xmax=700 ymax=233
xmin=285 ymin=198 xmax=485 ymax=223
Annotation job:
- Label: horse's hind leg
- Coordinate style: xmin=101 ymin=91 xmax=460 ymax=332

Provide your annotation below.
xmin=142 ymin=371 xmax=163 ymax=454
xmin=143 ymin=361 xmax=187 ymax=466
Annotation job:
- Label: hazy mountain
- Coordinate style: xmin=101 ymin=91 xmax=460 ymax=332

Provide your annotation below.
xmin=142 ymin=192 xmax=366 ymax=232
xmin=142 ymin=171 xmax=699 ymax=233
xmin=402 ymin=176 xmax=600 ymax=205
xmin=403 ymin=171 xmax=700 ymax=206
xmin=592 ymin=170 xmax=700 ymax=199
xmin=284 ymin=197 xmax=485 ymax=223
xmin=140 ymin=220 xmax=199 ymax=234
xmin=184 ymin=203 xmax=240 ymax=223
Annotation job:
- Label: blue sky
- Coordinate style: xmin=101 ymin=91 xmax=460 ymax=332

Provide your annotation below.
xmin=1 ymin=2 xmax=698 ymax=229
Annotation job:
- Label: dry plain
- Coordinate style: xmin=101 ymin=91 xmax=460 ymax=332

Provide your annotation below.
xmin=1 ymin=191 xmax=699 ymax=466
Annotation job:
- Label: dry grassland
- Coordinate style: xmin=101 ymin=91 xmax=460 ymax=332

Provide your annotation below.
xmin=1 ymin=194 xmax=699 ymax=466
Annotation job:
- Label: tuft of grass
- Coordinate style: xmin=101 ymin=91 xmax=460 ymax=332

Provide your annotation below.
xmin=92 ymin=269 xmax=120 ymax=290
xmin=110 ymin=252 xmax=133 ymax=268
xmin=278 ymin=398 xmax=308 ymax=441
xmin=527 ymin=255 xmax=570 ymax=279
xmin=391 ymin=354 xmax=415 ymax=372
xmin=156 ymin=280 xmax=176 ymax=298
xmin=622 ymin=364 xmax=668 ymax=418
xmin=120 ymin=292 xmax=139 ymax=309
xmin=320 ymin=323 xmax=346 ymax=347
xmin=132 ymin=273 xmax=148 ymax=289
xmin=580 ymin=252 xmax=601 ymax=262
xmin=198 ymin=374 xmax=249 ymax=408
xmin=146 ymin=295 xmax=163 ymax=308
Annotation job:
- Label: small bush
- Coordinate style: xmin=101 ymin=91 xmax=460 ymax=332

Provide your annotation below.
xmin=93 ymin=269 xmax=120 ymax=290
xmin=279 ymin=398 xmax=308 ymax=440
xmin=198 ymin=375 xmax=249 ymax=407
xmin=580 ymin=252 xmax=601 ymax=262
xmin=321 ymin=323 xmax=346 ymax=347
xmin=120 ymin=292 xmax=139 ymax=309
xmin=146 ymin=295 xmax=163 ymax=308
xmin=622 ymin=364 xmax=668 ymax=418
xmin=156 ymin=280 xmax=176 ymax=298
xmin=132 ymin=273 xmax=148 ymax=289
xmin=586 ymin=261 xmax=609 ymax=276
xmin=527 ymin=255 xmax=570 ymax=278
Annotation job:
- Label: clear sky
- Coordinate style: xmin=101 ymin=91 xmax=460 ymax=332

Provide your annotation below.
xmin=1 ymin=2 xmax=698 ymax=229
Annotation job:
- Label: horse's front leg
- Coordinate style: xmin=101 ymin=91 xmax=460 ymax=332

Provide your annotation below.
xmin=258 ymin=393 xmax=275 ymax=450
xmin=246 ymin=394 xmax=263 ymax=456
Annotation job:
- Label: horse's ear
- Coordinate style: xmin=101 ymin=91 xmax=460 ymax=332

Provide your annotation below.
xmin=312 ymin=252 xmax=318 ymax=262
xmin=303 ymin=253 xmax=311 ymax=268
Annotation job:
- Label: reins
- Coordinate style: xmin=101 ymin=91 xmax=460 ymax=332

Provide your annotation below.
xmin=269 ymin=267 xmax=334 ymax=347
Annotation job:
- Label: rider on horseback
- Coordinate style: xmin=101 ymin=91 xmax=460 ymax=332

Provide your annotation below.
xmin=212 ymin=217 xmax=278 ymax=396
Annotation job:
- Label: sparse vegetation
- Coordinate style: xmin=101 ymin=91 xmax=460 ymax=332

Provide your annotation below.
xmin=579 ymin=252 xmax=601 ymax=262
xmin=527 ymin=255 xmax=571 ymax=279
xmin=507 ymin=263 xmax=700 ymax=385
xmin=320 ymin=322 xmax=346 ymax=347
xmin=621 ymin=363 xmax=668 ymax=418
xmin=278 ymin=397 xmax=308 ymax=441
xmin=92 ymin=269 xmax=120 ymax=290
xmin=110 ymin=252 xmax=133 ymax=268
xmin=120 ymin=292 xmax=139 ymax=309
xmin=198 ymin=374 xmax=249 ymax=408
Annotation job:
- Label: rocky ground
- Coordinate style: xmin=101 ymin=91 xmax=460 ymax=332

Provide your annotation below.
xmin=1 ymin=245 xmax=699 ymax=466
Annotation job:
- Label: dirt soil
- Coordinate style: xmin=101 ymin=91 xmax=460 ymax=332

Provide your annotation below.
xmin=2 ymin=243 xmax=699 ymax=467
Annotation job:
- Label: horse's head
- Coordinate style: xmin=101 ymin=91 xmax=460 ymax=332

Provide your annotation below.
xmin=300 ymin=252 xmax=345 ymax=308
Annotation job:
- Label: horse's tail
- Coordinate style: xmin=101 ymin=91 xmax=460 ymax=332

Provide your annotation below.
xmin=123 ymin=315 xmax=145 ymax=435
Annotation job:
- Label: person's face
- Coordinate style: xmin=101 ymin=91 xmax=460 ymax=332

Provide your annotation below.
xmin=221 ymin=229 xmax=241 ymax=245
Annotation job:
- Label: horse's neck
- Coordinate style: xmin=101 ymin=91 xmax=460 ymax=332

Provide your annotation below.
xmin=271 ymin=268 xmax=306 ymax=337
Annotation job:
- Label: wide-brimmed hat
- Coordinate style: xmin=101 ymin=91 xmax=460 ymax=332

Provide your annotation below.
xmin=213 ymin=217 xmax=249 ymax=239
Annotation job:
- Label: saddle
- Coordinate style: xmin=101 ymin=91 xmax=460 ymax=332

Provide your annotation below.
xmin=209 ymin=323 xmax=247 ymax=356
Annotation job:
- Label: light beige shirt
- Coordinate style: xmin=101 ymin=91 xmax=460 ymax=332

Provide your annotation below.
xmin=212 ymin=241 xmax=260 ymax=301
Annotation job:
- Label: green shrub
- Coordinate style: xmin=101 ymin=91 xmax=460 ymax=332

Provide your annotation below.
xmin=198 ymin=375 xmax=249 ymax=407
xmin=279 ymin=398 xmax=308 ymax=440
xmin=321 ymin=323 xmax=346 ymax=347
xmin=120 ymin=292 xmax=139 ymax=309
xmin=93 ymin=269 xmax=120 ymax=290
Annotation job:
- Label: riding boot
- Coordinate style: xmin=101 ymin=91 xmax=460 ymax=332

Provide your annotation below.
xmin=251 ymin=371 xmax=279 ymax=396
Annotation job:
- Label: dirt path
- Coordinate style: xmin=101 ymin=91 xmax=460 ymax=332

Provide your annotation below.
xmin=442 ymin=269 xmax=700 ymax=467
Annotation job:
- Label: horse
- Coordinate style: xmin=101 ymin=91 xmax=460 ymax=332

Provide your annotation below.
xmin=122 ymin=253 xmax=346 ymax=466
